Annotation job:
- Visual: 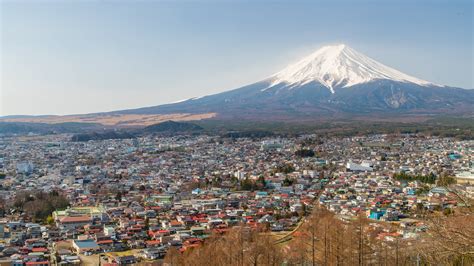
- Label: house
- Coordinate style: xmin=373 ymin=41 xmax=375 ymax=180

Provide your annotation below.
xmin=72 ymin=239 xmax=100 ymax=254
xmin=368 ymin=209 xmax=385 ymax=220
xmin=429 ymin=187 xmax=449 ymax=197
xmin=347 ymin=162 xmax=373 ymax=172
xmin=190 ymin=226 xmax=206 ymax=236
xmin=255 ymin=191 xmax=268 ymax=199
xmin=57 ymin=216 xmax=91 ymax=231
xmin=104 ymin=254 xmax=137 ymax=265
xmin=142 ymin=247 xmax=167 ymax=260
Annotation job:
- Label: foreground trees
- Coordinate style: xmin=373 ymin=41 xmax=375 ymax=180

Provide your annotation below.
xmin=289 ymin=204 xmax=473 ymax=265
xmin=165 ymin=204 xmax=474 ymax=265
xmin=287 ymin=207 xmax=379 ymax=265
xmin=418 ymin=209 xmax=474 ymax=264
xmin=165 ymin=227 xmax=285 ymax=266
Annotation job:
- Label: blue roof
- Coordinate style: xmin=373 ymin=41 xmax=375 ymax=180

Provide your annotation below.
xmin=448 ymin=154 xmax=461 ymax=160
xmin=74 ymin=239 xmax=99 ymax=249
xmin=430 ymin=187 xmax=448 ymax=194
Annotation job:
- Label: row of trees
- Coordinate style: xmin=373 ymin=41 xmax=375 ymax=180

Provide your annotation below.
xmin=393 ymin=172 xmax=437 ymax=184
xmin=288 ymin=206 xmax=417 ymax=265
xmin=393 ymin=172 xmax=457 ymax=186
xmin=165 ymin=227 xmax=284 ymax=266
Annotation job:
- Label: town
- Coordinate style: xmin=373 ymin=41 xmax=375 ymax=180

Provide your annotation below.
xmin=0 ymin=133 xmax=472 ymax=265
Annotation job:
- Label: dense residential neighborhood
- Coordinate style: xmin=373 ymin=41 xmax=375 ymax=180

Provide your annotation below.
xmin=0 ymin=133 xmax=472 ymax=265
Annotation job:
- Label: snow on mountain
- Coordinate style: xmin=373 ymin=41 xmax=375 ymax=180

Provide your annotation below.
xmin=268 ymin=44 xmax=437 ymax=93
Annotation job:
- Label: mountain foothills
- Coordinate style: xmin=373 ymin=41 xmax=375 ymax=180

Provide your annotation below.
xmin=69 ymin=121 xmax=203 ymax=141
xmin=116 ymin=44 xmax=473 ymax=121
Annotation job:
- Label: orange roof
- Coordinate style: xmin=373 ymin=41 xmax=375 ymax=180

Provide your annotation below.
xmin=170 ymin=220 xmax=181 ymax=226
xmin=97 ymin=240 xmax=113 ymax=244
xmin=32 ymin=247 xmax=48 ymax=252
xmin=146 ymin=240 xmax=161 ymax=245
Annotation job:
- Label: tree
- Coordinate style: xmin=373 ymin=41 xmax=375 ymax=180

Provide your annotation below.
xmin=257 ymin=175 xmax=266 ymax=189
xmin=0 ymin=196 xmax=5 ymax=217
xmin=295 ymin=149 xmax=315 ymax=157
xmin=282 ymin=177 xmax=295 ymax=186
xmin=437 ymin=175 xmax=456 ymax=187
xmin=46 ymin=215 xmax=54 ymax=225
xmin=418 ymin=209 xmax=474 ymax=264
xmin=115 ymin=191 xmax=123 ymax=202
xmin=240 ymin=178 xmax=255 ymax=191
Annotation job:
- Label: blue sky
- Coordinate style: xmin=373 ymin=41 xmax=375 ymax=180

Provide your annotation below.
xmin=1 ymin=0 xmax=472 ymax=115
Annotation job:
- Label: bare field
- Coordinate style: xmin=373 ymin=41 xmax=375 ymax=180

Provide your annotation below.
xmin=0 ymin=113 xmax=217 ymax=127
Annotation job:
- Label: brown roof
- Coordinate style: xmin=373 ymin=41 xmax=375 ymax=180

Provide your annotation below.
xmin=60 ymin=216 xmax=91 ymax=223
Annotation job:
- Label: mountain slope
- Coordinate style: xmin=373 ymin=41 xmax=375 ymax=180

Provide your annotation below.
xmin=115 ymin=44 xmax=473 ymax=120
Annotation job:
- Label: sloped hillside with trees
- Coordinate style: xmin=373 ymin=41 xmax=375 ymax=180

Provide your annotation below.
xmin=164 ymin=204 xmax=473 ymax=265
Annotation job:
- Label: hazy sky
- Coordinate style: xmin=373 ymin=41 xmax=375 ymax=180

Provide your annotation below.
xmin=1 ymin=0 xmax=472 ymax=116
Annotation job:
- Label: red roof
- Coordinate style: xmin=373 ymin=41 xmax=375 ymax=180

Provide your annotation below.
xmin=185 ymin=238 xmax=202 ymax=244
xmin=146 ymin=240 xmax=161 ymax=246
xmin=97 ymin=240 xmax=113 ymax=244
xmin=32 ymin=247 xmax=48 ymax=252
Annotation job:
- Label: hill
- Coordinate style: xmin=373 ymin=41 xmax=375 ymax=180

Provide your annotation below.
xmin=143 ymin=120 xmax=204 ymax=133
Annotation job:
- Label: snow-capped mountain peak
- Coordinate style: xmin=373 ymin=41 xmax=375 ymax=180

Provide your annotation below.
xmin=269 ymin=44 xmax=436 ymax=93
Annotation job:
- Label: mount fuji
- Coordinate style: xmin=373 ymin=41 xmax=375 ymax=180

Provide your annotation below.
xmin=268 ymin=44 xmax=436 ymax=93
xmin=116 ymin=44 xmax=474 ymax=120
